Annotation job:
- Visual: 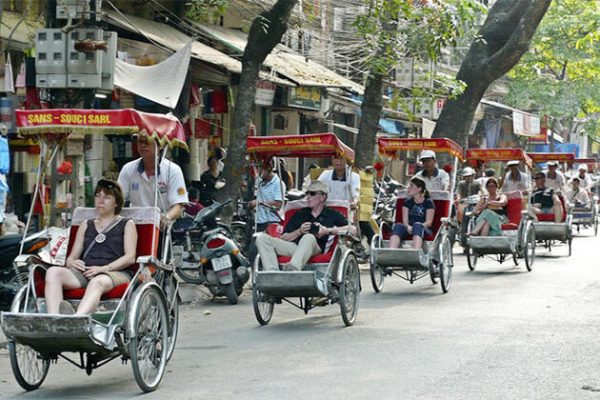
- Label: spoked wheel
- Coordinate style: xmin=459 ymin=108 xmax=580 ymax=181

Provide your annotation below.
xmin=8 ymin=341 xmax=50 ymax=391
xmin=252 ymin=283 xmax=274 ymax=326
xmin=567 ymin=234 xmax=573 ymax=257
xmin=438 ymin=236 xmax=453 ymax=293
xmin=594 ymin=216 xmax=598 ymax=236
xmin=524 ymin=226 xmax=536 ymax=271
xmin=339 ymin=255 xmax=360 ymax=326
xmin=369 ymin=263 xmax=385 ymax=292
xmin=429 ymin=266 xmax=439 ymax=284
xmin=466 ymin=245 xmax=477 ymax=271
xmin=175 ymin=262 xmax=204 ymax=285
xmin=129 ymin=285 xmax=169 ymax=393
xmin=165 ymin=281 xmax=179 ymax=362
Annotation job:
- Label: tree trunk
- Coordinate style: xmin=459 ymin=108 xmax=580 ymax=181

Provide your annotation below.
xmin=432 ymin=0 xmax=552 ymax=145
xmin=218 ymin=0 xmax=297 ymax=219
xmin=355 ymin=73 xmax=384 ymax=168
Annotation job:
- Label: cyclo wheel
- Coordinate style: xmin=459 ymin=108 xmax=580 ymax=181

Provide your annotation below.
xmin=129 ymin=284 xmax=169 ymax=393
xmin=524 ymin=225 xmax=536 ymax=271
xmin=339 ymin=254 xmax=360 ymax=327
xmin=175 ymin=263 xmax=204 ymax=285
xmin=438 ymin=236 xmax=453 ymax=293
xmin=252 ymin=256 xmax=274 ymax=325
xmin=8 ymin=286 xmax=50 ymax=391
xmin=594 ymin=214 xmax=598 ymax=236
xmin=163 ymin=275 xmax=179 ymax=362
xmin=369 ymin=235 xmax=385 ymax=293
xmin=466 ymin=245 xmax=477 ymax=271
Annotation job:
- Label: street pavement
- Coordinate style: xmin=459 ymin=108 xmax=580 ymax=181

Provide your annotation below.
xmin=1 ymin=230 xmax=600 ymax=399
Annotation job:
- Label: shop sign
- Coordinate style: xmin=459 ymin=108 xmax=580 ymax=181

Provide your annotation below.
xmin=513 ymin=111 xmax=540 ymax=137
xmin=287 ymin=87 xmax=321 ymax=111
xmin=255 ymin=80 xmax=276 ymax=106
xmin=528 ymin=115 xmax=548 ymax=143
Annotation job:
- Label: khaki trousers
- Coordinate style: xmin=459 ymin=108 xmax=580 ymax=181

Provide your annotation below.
xmin=256 ymin=233 xmax=321 ymax=271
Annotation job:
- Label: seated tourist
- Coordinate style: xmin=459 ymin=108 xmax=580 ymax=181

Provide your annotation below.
xmin=565 ymin=177 xmax=590 ymax=209
xmin=529 ymin=171 xmax=564 ymax=223
xmin=45 ymin=179 xmax=138 ymax=315
xmin=388 ymin=177 xmax=435 ymax=250
xmin=470 ymin=178 xmax=508 ymax=237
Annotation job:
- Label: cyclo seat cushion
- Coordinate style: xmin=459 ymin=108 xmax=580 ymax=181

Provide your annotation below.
xmin=536 ymin=194 xmax=567 ymax=222
xmin=35 ymin=207 xmax=160 ymax=300
xmin=267 ymin=200 xmax=349 ymax=266
xmin=501 ymin=197 xmax=523 ymax=230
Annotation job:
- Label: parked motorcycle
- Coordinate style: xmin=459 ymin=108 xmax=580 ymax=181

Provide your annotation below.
xmin=0 ymin=230 xmax=49 ymax=310
xmin=173 ymin=200 xmax=250 ymax=304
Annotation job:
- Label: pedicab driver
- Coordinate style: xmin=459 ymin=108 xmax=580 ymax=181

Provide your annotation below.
xmin=255 ymin=181 xmax=356 ymax=271
xmin=413 ymin=150 xmax=450 ymax=191
xmin=118 ymin=134 xmax=188 ymax=223
xmin=500 ymin=160 xmax=530 ymax=194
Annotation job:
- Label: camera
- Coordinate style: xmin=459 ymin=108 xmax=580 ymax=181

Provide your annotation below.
xmin=309 ymin=223 xmax=320 ymax=235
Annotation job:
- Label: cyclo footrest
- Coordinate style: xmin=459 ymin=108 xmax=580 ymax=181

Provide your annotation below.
xmin=372 ymin=248 xmax=428 ymax=269
xmin=256 ymin=270 xmax=328 ymax=298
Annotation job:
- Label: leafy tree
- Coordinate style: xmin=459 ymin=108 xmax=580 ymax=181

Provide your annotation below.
xmin=186 ymin=0 xmax=230 ymax=24
xmin=218 ymin=0 xmax=298 ymax=217
xmin=505 ymin=0 xmax=600 ymax=145
xmin=353 ymin=0 xmax=481 ymax=167
xmin=432 ymin=0 xmax=552 ymax=146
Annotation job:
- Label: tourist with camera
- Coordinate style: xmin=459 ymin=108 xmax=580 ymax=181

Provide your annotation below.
xmin=255 ymin=181 xmax=356 ymax=271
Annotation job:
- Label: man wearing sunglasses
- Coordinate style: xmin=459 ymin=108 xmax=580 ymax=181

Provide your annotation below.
xmin=118 ymin=135 xmax=188 ymax=223
xmin=255 ymin=181 xmax=356 ymax=271
xmin=529 ymin=171 xmax=563 ymax=223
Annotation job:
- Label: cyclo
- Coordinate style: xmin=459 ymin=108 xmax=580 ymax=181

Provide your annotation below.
xmin=463 ymin=148 xmax=535 ymax=271
xmin=528 ymin=152 xmax=574 ymax=255
xmin=370 ymin=137 xmax=461 ymax=294
xmin=246 ymin=133 xmax=360 ymax=326
xmin=0 ymin=109 xmax=183 ymax=392
xmin=569 ymin=158 xmax=599 ymax=236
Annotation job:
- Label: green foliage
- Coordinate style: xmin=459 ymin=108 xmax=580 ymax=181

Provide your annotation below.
xmin=506 ymin=0 xmax=600 ymax=137
xmin=353 ymin=0 xmax=483 ymax=75
xmin=186 ymin=0 xmax=229 ymax=24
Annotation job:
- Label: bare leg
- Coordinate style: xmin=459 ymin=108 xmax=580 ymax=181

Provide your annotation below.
xmin=480 ymin=221 xmax=491 ymax=236
xmin=471 ymin=219 xmax=486 ymax=236
xmin=554 ymin=202 xmax=563 ymax=223
xmin=457 ymin=204 xmax=465 ymax=224
xmin=412 ymin=235 xmax=423 ymax=249
xmin=45 ymin=267 xmax=85 ymax=314
xmin=76 ymin=275 xmax=114 ymax=315
xmin=388 ymin=235 xmax=401 ymax=248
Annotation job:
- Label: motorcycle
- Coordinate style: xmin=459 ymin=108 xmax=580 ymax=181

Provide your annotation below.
xmin=0 ymin=229 xmax=49 ymax=310
xmin=173 ymin=200 xmax=250 ymax=304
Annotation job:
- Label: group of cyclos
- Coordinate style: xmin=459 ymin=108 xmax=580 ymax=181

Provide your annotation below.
xmin=3 ymin=130 xmax=599 ymax=394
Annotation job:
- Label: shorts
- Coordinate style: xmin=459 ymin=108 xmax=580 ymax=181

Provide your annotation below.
xmin=541 ymin=207 xmax=553 ymax=214
xmin=392 ymin=222 xmax=432 ymax=239
xmin=71 ymin=268 xmax=132 ymax=288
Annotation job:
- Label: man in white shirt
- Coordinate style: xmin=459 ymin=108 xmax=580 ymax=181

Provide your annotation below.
xmin=318 ymin=155 xmax=360 ymax=206
xmin=500 ymin=160 xmax=530 ymax=194
xmin=544 ymin=160 xmax=566 ymax=191
xmin=413 ymin=150 xmax=449 ymax=191
xmin=118 ymin=135 xmax=188 ymax=222
xmin=566 ymin=177 xmax=591 ymax=209
xmin=573 ymin=164 xmax=593 ymax=191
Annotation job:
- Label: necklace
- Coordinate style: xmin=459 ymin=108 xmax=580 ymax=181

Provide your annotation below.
xmin=95 ymin=217 xmax=119 ymax=243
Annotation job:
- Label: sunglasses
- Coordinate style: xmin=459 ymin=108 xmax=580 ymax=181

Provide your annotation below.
xmin=534 ymin=176 xmax=545 ymax=180
xmin=97 ymin=180 xmax=116 ymax=190
xmin=306 ymin=191 xmax=325 ymax=197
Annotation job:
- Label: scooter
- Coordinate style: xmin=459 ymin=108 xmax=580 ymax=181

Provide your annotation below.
xmin=0 ymin=229 xmax=49 ymax=310
xmin=173 ymin=200 xmax=250 ymax=304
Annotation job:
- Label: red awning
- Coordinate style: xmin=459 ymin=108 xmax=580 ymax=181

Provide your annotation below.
xmin=247 ymin=133 xmax=354 ymax=163
xmin=16 ymin=108 xmax=187 ymax=149
xmin=528 ymin=152 xmax=575 ymax=162
xmin=377 ymin=137 xmax=464 ymax=162
xmin=466 ymin=148 xmax=533 ymax=169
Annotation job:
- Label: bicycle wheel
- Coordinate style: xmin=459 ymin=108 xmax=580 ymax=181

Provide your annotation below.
xmin=340 ymin=254 xmax=360 ymax=326
xmin=438 ymin=236 xmax=453 ymax=293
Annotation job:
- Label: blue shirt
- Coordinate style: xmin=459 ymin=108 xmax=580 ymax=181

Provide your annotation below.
xmin=404 ymin=198 xmax=435 ymax=226
xmin=256 ymin=174 xmax=284 ymax=224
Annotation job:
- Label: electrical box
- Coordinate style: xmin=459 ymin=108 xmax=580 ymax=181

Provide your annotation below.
xmin=35 ymin=27 xmax=117 ymax=90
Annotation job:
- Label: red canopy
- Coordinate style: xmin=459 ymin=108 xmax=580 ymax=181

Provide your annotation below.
xmin=466 ymin=148 xmax=532 ymax=169
xmin=528 ymin=152 xmax=575 ymax=162
xmin=247 ymin=133 xmax=354 ymax=162
xmin=571 ymin=158 xmax=598 ymax=169
xmin=377 ymin=137 xmax=464 ymax=162
xmin=16 ymin=108 xmax=187 ymax=149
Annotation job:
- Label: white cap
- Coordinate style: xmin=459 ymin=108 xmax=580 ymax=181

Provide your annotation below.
xmin=506 ymin=160 xmax=520 ymax=166
xmin=419 ymin=150 xmax=436 ymax=160
xmin=579 ymin=164 xmax=588 ymax=171
xmin=547 ymin=160 xmax=559 ymax=166
xmin=461 ymin=167 xmax=475 ymax=177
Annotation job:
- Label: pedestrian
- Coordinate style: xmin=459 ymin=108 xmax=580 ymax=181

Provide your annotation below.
xmin=196 ymin=156 xmax=225 ymax=206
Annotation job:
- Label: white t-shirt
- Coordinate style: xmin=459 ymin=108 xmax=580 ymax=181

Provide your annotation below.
xmin=502 ymin=171 xmax=530 ymax=193
xmin=118 ymin=158 xmax=188 ymax=212
xmin=544 ymin=170 xmax=566 ymax=191
xmin=318 ymin=169 xmax=360 ymax=203
xmin=572 ymin=173 xmax=593 ymax=191
xmin=566 ymin=187 xmax=590 ymax=207
xmin=414 ymin=168 xmax=450 ymax=191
